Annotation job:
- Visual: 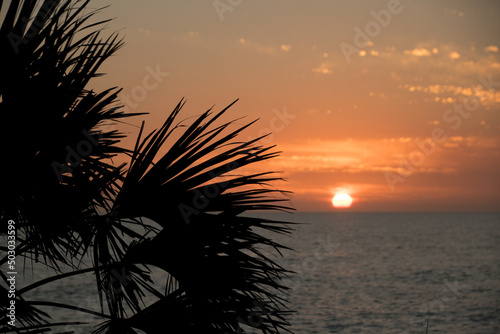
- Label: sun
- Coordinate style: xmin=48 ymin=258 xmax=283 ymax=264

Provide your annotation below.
xmin=332 ymin=193 xmax=353 ymax=208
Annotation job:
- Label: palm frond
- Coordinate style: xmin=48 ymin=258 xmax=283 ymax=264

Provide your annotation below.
xmin=0 ymin=0 xmax=138 ymax=329
xmin=90 ymin=100 xmax=295 ymax=333
xmin=0 ymin=2 xmax=295 ymax=333
xmin=0 ymin=0 xmax=139 ymax=268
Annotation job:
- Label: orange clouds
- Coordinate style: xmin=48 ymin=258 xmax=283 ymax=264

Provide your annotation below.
xmin=238 ymin=37 xmax=293 ymax=56
xmin=268 ymin=135 xmax=500 ymax=211
xmin=400 ymin=83 xmax=500 ymax=107
xmin=449 ymin=51 xmax=461 ymax=60
xmin=484 ymin=45 xmax=499 ymax=53
xmin=404 ymin=48 xmax=431 ymax=57
xmin=312 ymin=62 xmax=334 ymax=75
xmin=268 ymin=136 xmax=462 ymax=175
xmin=88 ymin=1 xmax=500 ymax=211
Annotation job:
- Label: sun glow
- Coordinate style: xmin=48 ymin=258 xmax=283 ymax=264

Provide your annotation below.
xmin=332 ymin=193 xmax=353 ymax=208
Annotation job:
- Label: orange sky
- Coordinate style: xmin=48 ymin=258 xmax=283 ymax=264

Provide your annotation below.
xmin=88 ymin=0 xmax=500 ymax=212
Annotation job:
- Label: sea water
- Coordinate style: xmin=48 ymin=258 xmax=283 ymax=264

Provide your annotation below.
xmin=8 ymin=212 xmax=500 ymax=333
xmin=268 ymin=212 xmax=500 ymax=334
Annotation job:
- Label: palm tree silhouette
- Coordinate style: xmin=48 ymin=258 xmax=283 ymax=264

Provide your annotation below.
xmin=0 ymin=1 xmax=294 ymax=333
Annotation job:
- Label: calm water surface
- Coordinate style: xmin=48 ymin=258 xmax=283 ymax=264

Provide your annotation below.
xmin=13 ymin=212 xmax=500 ymax=333
xmin=268 ymin=212 xmax=500 ymax=334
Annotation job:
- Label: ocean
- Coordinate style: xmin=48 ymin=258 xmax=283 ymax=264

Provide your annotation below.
xmin=10 ymin=212 xmax=500 ymax=333
xmin=267 ymin=212 xmax=500 ymax=334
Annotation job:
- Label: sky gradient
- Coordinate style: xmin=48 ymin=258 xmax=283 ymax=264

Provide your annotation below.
xmin=88 ymin=0 xmax=500 ymax=212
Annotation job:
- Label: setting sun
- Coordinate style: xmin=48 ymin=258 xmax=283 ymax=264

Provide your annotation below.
xmin=332 ymin=193 xmax=353 ymax=208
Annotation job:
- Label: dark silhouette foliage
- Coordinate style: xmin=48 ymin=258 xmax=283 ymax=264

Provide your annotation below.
xmin=0 ymin=1 xmax=294 ymax=333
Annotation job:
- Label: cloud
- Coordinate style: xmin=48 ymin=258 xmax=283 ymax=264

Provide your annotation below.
xmin=266 ymin=136 xmax=499 ymax=178
xmin=238 ymin=37 xmax=276 ymax=55
xmin=404 ymin=48 xmax=431 ymax=57
xmin=312 ymin=62 xmax=334 ymax=75
xmin=444 ymin=8 xmax=464 ymax=18
xmin=281 ymin=44 xmax=291 ymax=52
xmin=400 ymin=83 xmax=500 ymax=106
xmin=367 ymin=42 xmax=500 ymax=107
xmin=368 ymin=91 xmax=388 ymax=100
xmin=449 ymin=51 xmax=460 ymax=59
xmin=484 ymin=45 xmax=498 ymax=53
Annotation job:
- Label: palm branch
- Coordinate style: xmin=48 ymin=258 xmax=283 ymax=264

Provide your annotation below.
xmin=0 ymin=1 xmax=295 ymax=333
xmin=0 ymin=0 xmax=139 ymax=268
